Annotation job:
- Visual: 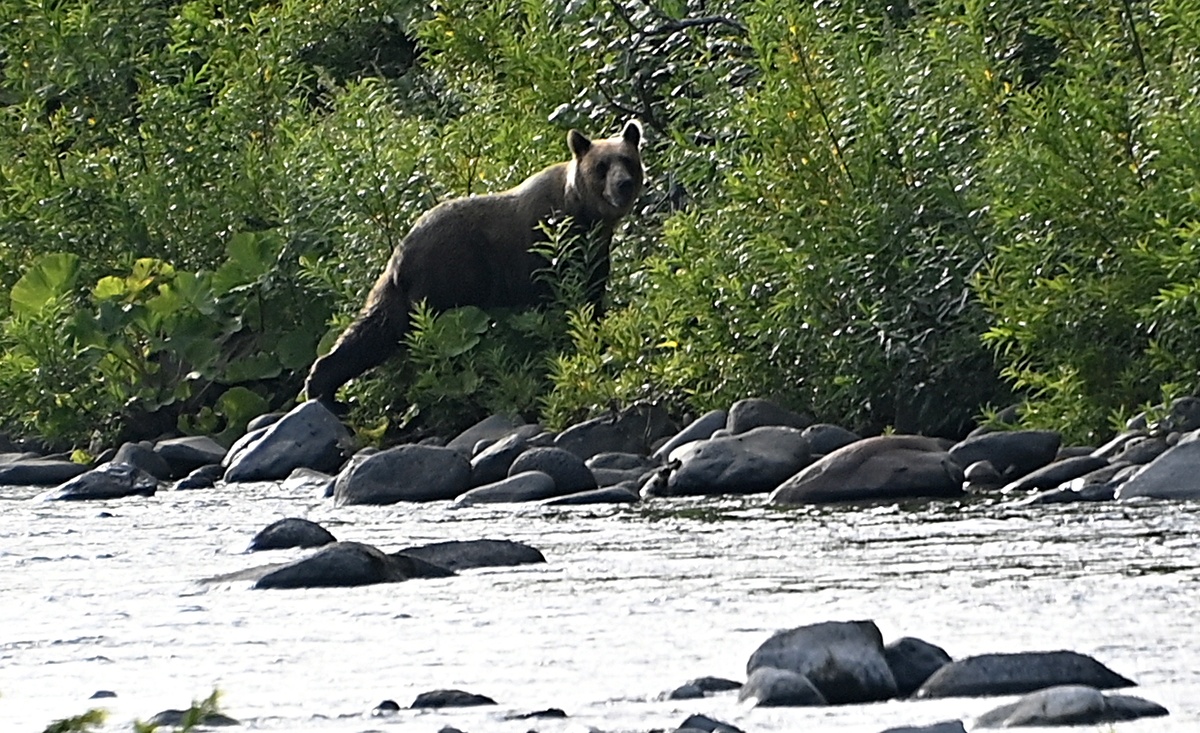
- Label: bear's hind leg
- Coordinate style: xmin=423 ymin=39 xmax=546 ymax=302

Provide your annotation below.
xmin=303 ymin=297 xmax=409 ymax=404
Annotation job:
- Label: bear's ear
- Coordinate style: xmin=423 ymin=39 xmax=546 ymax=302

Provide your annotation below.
xmin=621 ymin=119 xmax=643 ymax=148
xmin=568 ymin=129 xmax=592 ymax=159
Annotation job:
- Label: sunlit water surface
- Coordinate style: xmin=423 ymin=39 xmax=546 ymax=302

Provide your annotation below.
xmin=1 ymin=482 xmax=1197 ymax=733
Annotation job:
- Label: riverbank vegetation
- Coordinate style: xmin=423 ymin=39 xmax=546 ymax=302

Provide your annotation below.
xmin=2 ymin=0 xmax=1199 ymax=449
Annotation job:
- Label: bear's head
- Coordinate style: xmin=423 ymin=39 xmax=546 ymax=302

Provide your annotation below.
xmin=566 ymin=119 xmax=644 ymax=223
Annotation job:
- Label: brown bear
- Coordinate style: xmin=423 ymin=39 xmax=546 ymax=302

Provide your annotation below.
xmin=304 ymin=119 xmax=645 ymax=403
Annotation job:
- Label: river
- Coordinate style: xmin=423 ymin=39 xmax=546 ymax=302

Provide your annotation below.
xmin=1 ymin=482 xmax=1197 ymax=733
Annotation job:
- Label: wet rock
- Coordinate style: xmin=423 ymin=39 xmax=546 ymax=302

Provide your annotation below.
xmin=664 ymin=426 xmax=811 ymax=497
xmin=746 ymin=619 xmax=899 ymax=704
xmin=542 ymin=484 xmax=640 ymax=505
xmin=395 ymin=538 xmax=545 ymax=571
xmin=469 ymin=431 xmax=533 ymax=487
xmin=89 ymin=690 xmax=117 ymax=699
xmin=113 ymin=441 xmax=173 ymax=480
xmin=801 ymin=423 xmax=861 ymax=456
xmin=586 ymin=451 xmax=658 ymax=471
xmin=676 ymin=713 xmax=745 ymax=733
xmin=371 ymin=699 xmax=401 ymax=716
xmin=280 ymin=467 xmax=335 ymax=496
xmin=0 ymin=458 xmax=87 ymax=486
xmin=410 ymin=689 xmax=496 ymax=708
xmin=770 ymin=436 xmax=963 ymax=505
xmin=454 ymin=470 xmax=558 ymax=506
xmin=334 ymin=445 xmax=471 ymax=505
xmin=553 ymin=403 xmax=674 ymax=460
xmin=915 ymin=651 xmax=1135 ymax=699
xmin=591 ymin=465 xmax=655 ymax=487
xmin=738 ymin=666 xmax=826 ymax=706
xmin=878 ymin=722 xmax=966 ymax=733
xmin=1116 ymin=434 xmax=1200 ymax=501
xmin=974 ymin=684 xmax=1168 ymax=728
xmin=948 ymin=430 xmax=1061 ymax=479
xmin=146 ymin=709 xmax=239 ymax=727
xmin=224 ymin=400 xmax=355 ymax=482
xmin=652 ymin=410 xmax=728 ymax=461
xmin=964 ymin=460 xmax=1002 ymax=486
xmin=446 ymin=414 xmax=528 ymax=454
xmin=170 ymin=464 xmax=225 ymax=491
xmin=886 ymin=636 xmax=953 ymax=697
xmin=39 ymin=462 xmax=158 ymax=501
xmin=248 ymin=518 xmax=336 ymax=551
xmin=508 ymin=447 xmax=597 ymax=495
xmin=1092 ymin=430 xmax=1146 ymax=460
xmin=727 ymin=397 xmax=812 ymax=434
xmin=253 ymin=541 xmax=454 ymax=589
xmin=999 ymin=455 xmax=1109 ymax=494
xmin=1111 ymin=436 xmax=1169 ymax=465
xmin=149 ymin=436 xmax=227 ymax=479
xmin=666 ymin=676 xmax=743 ymax=700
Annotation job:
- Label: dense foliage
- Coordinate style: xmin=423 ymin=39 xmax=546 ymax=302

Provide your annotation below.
xmin=2 ymin=0 xmax=1198 ymax=448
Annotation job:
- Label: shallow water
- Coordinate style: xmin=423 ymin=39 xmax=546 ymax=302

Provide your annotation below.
xmin=1 ymin=482 xmax=1197 ymax=733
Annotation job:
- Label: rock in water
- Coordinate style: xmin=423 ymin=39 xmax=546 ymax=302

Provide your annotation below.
xmin=974 ymin=684 xmax=1168 ymax=727
xmin=333 ymin=445 xmax=471 ymax=505
xmin=224 ymin=400 xmax=354 ymax=482
xmin=915 ymin=651 xmax=1134 ymax=698
xmin=40 ymin=462 xmax=158 ymax=501
xmin=746 ymin=620 xmax=899 ymax=704
xmin=769 ymin=435 xmax=962 ymax=505
xmin=248 ymin=518 xmax=337 ymax=551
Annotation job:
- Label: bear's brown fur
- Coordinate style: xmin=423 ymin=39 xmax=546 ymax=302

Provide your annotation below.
xmin=304 ymin=120 xmax=645 ymax=403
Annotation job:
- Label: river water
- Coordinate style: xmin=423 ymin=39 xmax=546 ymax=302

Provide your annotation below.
xmin=1 ymin=481 xmax=1197 ymax=733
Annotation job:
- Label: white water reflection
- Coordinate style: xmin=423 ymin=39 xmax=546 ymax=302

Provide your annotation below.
xmin=2 ymin=483 xmax=1198 ymax=733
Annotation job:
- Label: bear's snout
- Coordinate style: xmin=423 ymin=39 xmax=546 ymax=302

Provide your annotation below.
xmin=608 ymin=173 xmax=639 ymax=209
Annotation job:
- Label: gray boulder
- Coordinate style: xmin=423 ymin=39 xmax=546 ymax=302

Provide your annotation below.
xmin=0 ymin=458 xmax=87 ymax=486
xmin=446 ymin=414 xmax=528 ymax=454
xmin=727 ymin=398 xmax=812 ymax=434
xmin=676 ymin=714 xmax=745 ymax=733
xmin=553 ymin=404 xmax=674 ymax=459
xmin=1116 ymin=434 xmax=1200 ymax=500
xmin=915 ymin=651 xmax=1134 ymax=698
xmin=152 ymin=436 xmax=227 ymax=478
xmin=395 ymin=539 xmax=545 ymax=571
xmin=885 ymin=636 xmax=952 ymax=697
xmin=253 ymin=541 xmax=455 ymax=589
xmin=665 ymin=676 xmax=742 ymax=700
xmin=999 ymin=455 xmax=1109 ymax=494
xmin=113 ymin=441 xmax=173 ymax=480
xmin=170 ymin=464 xmax=224 ymax=491
xmin=334 ymin=445 xmax=471 ymax=505
xmin=542 ymin=484 xmax=640 ymax=505
xmin=410 ymin=689 xmax=496 ymax=708
xmin=39 ymin=462 xmax=158 ymax=501
xmin=769 ymin=436 xmax=963 ymax=505
xmin=280 ymin=467 xmax=336 ymax=496
xmin=469 ymin=431 xmax=533 ymax=487
xmin=802 ymin=423 xmax=861 ymax=455
xmin=663 ymin=426 xmax=811 ymax=497
xmin=586 ymin=451 xmax=658 ymax=471
xmin=949 ymin=430 xmax=1061 ymax=479
xmin=738 ymin=667 xmax=826 ymax=707
xmin=591 ymin=466 xmax=655 ymax=487
xmin=224 ymin=400 xmax=354 ymax=482
xmin=248 ymin=518 xmax=336 ymax=551
xmin=508 ymin=447 xmax=597 ymax=494
xmin=975 ymin=685 xmax=1168 ymax=728
xmin=652 ymin=410 xmax=728 ymax=461
xmin=453 ymin=470 xmax=558 ymax=506
xmin=746 ymin=620 xmax=899 ymax=704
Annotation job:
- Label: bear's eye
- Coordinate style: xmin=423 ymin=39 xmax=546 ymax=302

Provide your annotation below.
xmin=595 ymin=161 xmax=610 ymax=178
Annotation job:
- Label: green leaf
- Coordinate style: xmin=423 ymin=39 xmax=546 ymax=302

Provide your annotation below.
xmin=212 ymin=231 xmax=284 ymax=295
xmin=11 ymin=253 xmax=81 ymax=316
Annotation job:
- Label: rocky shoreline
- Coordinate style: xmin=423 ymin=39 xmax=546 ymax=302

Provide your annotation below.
xmin=8 ymin=395 xmax=1199 ymax=731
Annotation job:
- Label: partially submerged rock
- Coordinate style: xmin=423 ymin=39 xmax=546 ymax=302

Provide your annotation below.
xmin=878 ymin=722 xmax=966 ymax=733
xmin=410 ymin=689 xmax=496 ymax=708
xmin=394 ymin=539 xmax=545 ymax=571
xmin=248 ymin=518 xmax=337 ymax=551
xmin=660 ymin=426 xmax=811 ymax=497
xmin=224 ymin=400 xmax=354 ymax=482
xmin=665 ymin=676 xmax=742 ymax=700
xmin=334 ymin=445 xmax=471 ymax=505
xmin=885 ymin=636 xmax=952 ymax=697
xmin=253 ymin=542 xmax=454 ymax=589
xmin=152 ymin=435 xmax=228 ymax=478
xmin=975 ymin=684 xmax=1168 ymax=728
xmin=948 ymin=430 xmax=1061 ymax=480
xmin=1116 ymin=434 xmax=1200 ymax=501
xmin=770 ymin=435 xmax=963 ymax=505
xmin=915 ymin=651 xmax=1134 ymax=699
xmin=39 ymin=462 xmax=158 ymax=501
xmin=552 ymin=403 xmax=673 ymax=459
xmin=998 ymin=455 xmax=1109 ymax=494
xmin=508 ymin=447 xmax=597 ymax=495
xmin=738 ymin=666 xmax=826 ymax=706
xmin=0 ymin=457 xmax=87 ymax=486
xmin=542 ymin=485 xmax=640 ymax=505
xmin=652 ymin=410 xmax=727 ymax=461
xmin=746 ymin=620 xmax=899 ymax=704
xmin=453 ymin=470 xmax=558 ymax=506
